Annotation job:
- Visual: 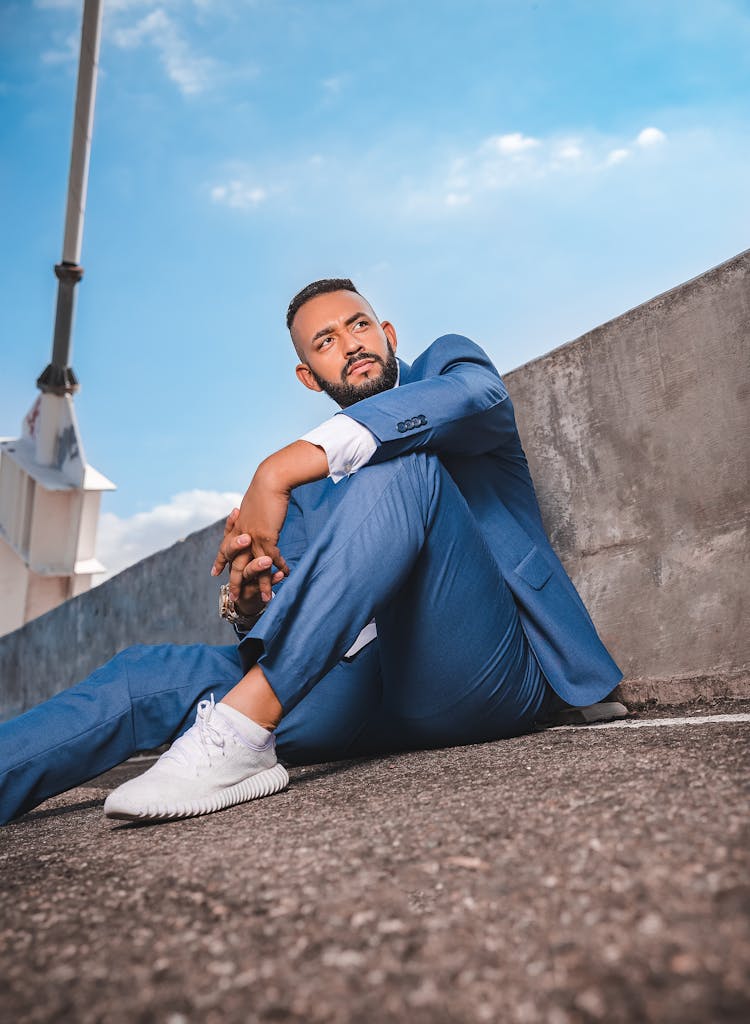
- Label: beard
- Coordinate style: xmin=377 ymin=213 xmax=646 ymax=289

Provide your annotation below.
xmin=310 ymin=340 xmax=399 ymax=408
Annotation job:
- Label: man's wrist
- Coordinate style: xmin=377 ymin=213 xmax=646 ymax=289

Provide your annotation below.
xmin=234 ymin=595 xmax=265 ymax=619
xmin=219 ymin=584 xmax=265 ymax=628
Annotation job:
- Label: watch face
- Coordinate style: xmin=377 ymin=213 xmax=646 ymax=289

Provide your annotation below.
xmin=219 ymin=583 xmax=235 ymax=620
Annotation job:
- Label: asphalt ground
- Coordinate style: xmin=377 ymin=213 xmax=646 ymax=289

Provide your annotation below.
xmin=1 ymin=700 xmax=748 ymax=1024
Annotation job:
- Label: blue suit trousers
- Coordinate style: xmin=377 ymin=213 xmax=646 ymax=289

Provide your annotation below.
xmin=0 ymin=454 xmax=549 ymax=823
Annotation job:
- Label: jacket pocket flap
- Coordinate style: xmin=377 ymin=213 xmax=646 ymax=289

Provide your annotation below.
xmin=514 ymin=547 xmax=553 ymax=590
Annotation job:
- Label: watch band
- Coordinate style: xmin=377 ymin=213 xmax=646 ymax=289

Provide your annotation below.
xmin=218 ymin=583 xmax=264 ymax=629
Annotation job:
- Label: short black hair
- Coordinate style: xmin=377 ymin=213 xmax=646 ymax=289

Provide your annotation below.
xmin=286 ymin=277 xmax=359 ymax=331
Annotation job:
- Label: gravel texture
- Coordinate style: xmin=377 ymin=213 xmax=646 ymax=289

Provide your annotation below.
xmin=1 ymin=702 xmax=748 ymax=1024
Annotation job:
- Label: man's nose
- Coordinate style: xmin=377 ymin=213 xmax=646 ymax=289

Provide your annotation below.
xmin=343 ymin=333 xmax=364 ymax=355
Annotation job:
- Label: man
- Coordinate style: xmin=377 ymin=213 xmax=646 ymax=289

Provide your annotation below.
xmin=0 ymin=279 xmax=625 ymax=825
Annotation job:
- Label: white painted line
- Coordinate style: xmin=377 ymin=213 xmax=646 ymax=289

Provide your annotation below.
xmin=558 ymin=713 xmax=750 ymax=731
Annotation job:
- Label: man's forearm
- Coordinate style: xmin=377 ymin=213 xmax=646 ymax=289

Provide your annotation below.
xmin=255 ymin=439 xmax=330 ymax=493
xmin=217 ymin=441 xmax=329 ymax=605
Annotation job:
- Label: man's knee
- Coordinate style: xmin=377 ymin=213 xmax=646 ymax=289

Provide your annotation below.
xmin=347 ymin=450 xmax=442 ymax=509
xmin=85 ymin=644 xmax=173 ymax=701
xmin=102 ymin=643 xmax=153 ymax=668
xmin=96 ymin=644 xmax=157 ymax=682
xmin=113 ymin=643 xmax=147 ymax=660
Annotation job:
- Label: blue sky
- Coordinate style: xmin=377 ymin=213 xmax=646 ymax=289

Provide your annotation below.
xmin=1 ymin=0 xmax=748 ymax=574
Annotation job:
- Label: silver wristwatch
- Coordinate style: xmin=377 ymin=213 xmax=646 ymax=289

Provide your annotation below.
xmin=218 ymin=583 xmax=264 ymax=630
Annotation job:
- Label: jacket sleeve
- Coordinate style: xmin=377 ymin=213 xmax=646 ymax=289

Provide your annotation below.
xmin=340 ymin=334 xmax=521 ymax=461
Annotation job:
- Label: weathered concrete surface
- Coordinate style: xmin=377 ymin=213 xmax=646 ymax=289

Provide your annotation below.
xmin=0 ymin=251 xmax=748 ymax=719
xmin=507 ymin=249 xmax=749 ymax=701
xmin=0 ymin=521 xmax=228 ymax=721
xmin=1 ymin=703 xmax=748 ymax=1023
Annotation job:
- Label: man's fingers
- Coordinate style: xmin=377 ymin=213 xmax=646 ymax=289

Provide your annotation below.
xmin=228 ymin=565 xmax=244 ymax=598
xmin=214 ymin=508 xmax=240 ymax=571
xmin=254 ymin=549 xmax=290 ymax=602
xmin=239 ymin=567 xmax=284 ymax=602
xmin=223 ymin=507 xmax=240 ymax=536
xmin=257 ymin=570 xmax=273 ymax=603
xmin=270 ymin=548 xmax=291 ymax=577
xmin=211 ymin=531 xmax=252 ymax=577
xmin=228 ymin=550 xmax=252 ymax=598
xmin=241 ymin=555 xmax=273 ymax=579
xmin=250 ymin=544 xmax=290 ymax=578
xmin=212 ymin=516 xmax=235 ymax=573
xmin=241 ymin=555 xmax=288 ymax=584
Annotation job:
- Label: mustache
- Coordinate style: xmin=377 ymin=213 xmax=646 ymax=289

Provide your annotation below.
xmin=341 ymin=352 xmax=385 ymax=381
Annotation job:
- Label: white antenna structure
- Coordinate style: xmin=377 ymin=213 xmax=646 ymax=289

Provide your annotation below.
xmin=0 ymin=0 xmax=115 ymax=637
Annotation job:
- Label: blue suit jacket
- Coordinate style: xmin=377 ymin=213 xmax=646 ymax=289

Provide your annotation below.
xmin=272 ymin=334 xmax=622 ymax=705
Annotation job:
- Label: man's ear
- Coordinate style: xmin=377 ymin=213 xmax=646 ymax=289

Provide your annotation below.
xmin=381 ymin=320 xmax=398 ymax=353
xmin=296 ymin=363 xmax=323 ymax=393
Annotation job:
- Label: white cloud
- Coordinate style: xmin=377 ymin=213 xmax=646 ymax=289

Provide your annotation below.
xmin=402 ymin=123 xmax=670 ymax=214
xmin=94 ymin=489 xmax=242 ymax=583
xmin=110 ymin=7 xmax=217 ymax=96
xmin=636 ymin=126 xmax=667 ymax=147
xmin=556 ymin=140 xmax=583 ymax=161
xmin=34 ymin=0 xmax=80 ymax=9
xmin=482 ymin=132 xmax=540 ymax=156
xmin=205 ymin=122 xmax=671 ymax=220
xmin=606 ymin=147 xmax=631 ymax=165
xmin=36 ymin=1 xmax=219 ymax=95
xmin=35 ymin=0 xmax=164 ymax=12
xmin=40 ymin=32 xmax=78 ymax=65
xmin=110 ymin=8 xmax=166 ymax=47
xmin=322 ymin=75 xmax=344 ymax=95
xmin=210 ymin=180 xmax=268 ymax=209
xmin=105 ymin=0 xmax=163 ymax=10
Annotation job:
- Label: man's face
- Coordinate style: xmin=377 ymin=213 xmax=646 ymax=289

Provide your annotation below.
xmin=291 ymin=290 xmax=399 ymax=408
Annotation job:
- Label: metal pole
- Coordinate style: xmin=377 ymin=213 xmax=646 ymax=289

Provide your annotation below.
xmin=37 ymin=0 xmax=103 ymax=396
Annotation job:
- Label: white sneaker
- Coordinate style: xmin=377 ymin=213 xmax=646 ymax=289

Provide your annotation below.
xmin=570 ymin=700 xmax=629 ymax=725
xmin=103 ymin=696 xmax=289 ymax=822
xmin=536 ymin=699 xmax=629 ymax=729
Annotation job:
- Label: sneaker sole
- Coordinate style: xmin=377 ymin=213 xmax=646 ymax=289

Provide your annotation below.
xmin=535 ymin=701 xmax=629 ymax=729
xmin=104 ymin=762 xmax=290 ymax=822
xmin=557 ymin=701 xmax=629 ymax=726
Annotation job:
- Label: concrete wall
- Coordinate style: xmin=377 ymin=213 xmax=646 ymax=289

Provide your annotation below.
xmin=1 ymin=251 xmax=747 ymax=719
xmin=506 ymin=249 xmax=749 ymax=702
xmin=0 ymin=521 xmax=230 ymax=721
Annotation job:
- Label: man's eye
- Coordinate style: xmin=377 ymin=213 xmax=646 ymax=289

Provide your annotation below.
xmin=319 ymin=337 xmax=333 ymax=349
xmin=356 ymin=320 xmax=368 ymax=329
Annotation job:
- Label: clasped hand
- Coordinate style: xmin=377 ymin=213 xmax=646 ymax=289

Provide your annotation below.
xmin=211 ymin=466 xmax=291 ymax=610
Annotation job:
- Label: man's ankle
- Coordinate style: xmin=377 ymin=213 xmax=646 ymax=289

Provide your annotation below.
xmin=215 ymin=702 xmax=274 ymax=745
xmin=221 ymin=665 xmax=283 ymax=729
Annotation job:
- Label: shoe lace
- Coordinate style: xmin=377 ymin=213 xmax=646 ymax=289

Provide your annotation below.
xmin=161 ymin=694 xmax=226 ymax=769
